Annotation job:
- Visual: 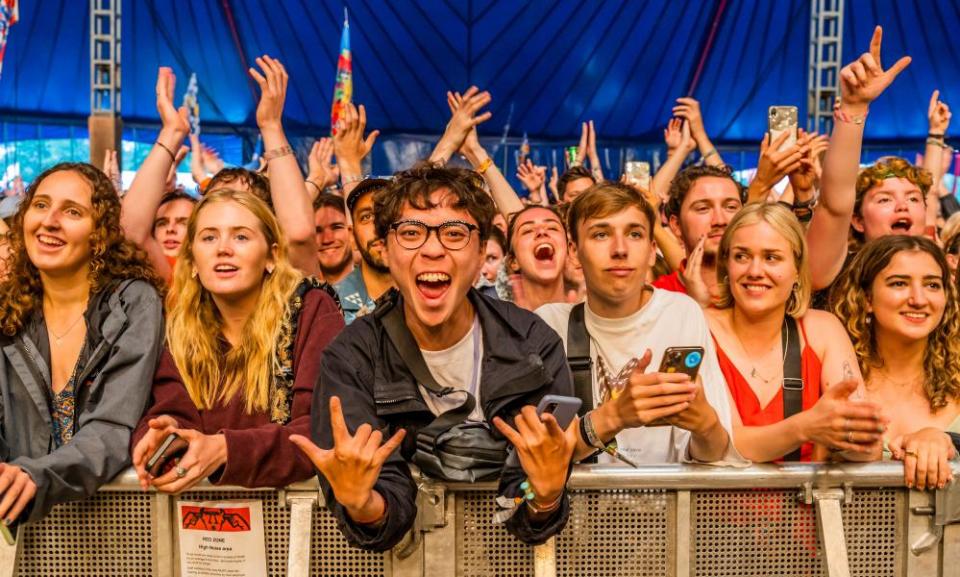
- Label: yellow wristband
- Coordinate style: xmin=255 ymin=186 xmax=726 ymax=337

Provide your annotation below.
xmin=476 ymin=157 xmax=493 ymax=175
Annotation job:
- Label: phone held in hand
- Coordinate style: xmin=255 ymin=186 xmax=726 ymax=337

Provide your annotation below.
xmin=768 ymin=106 xmax=798 ymax=152
xmin=146 ymin=433 xmax=189 ymax=477
xmin=624 ymin=161 xmax=651 ymax=191
xmin=505 ymin=395 xmax=582 ymax=467
xmin=658 ymin=346 xmax=705 ymax=381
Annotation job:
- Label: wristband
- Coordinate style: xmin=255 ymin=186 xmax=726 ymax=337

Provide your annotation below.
xmin=702 ymin=148 xmax=718 ymax=160
xmin=305 ymin=180 xmax=323 ymax=194
xmin=476 ymin=157 xmax=493 ymax=175
xmin=833 ymin=107 xmax=868 ymax=125
xmin=155 ymin=141 xmax=177 ymax=162
xmin=262 ymin=145 xmax=294 ymax=162
xmin=526 ymin=492 xmax=563 ymax=515
xmin=926 ymin=137 xmax=950 ymax=149
xmin=582 ymin=410 xmax=606 ymax=450
xmin=928 ymin=133 xmax=945 ymax=140
xmin=341 ymin=174 xmax=365 ymax=186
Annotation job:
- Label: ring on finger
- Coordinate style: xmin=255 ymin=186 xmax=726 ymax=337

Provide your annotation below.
xmin=847 ymin=431 xmax=855 ymax=444
xmin=175 ymin=466 xmax=188 ymax=479
xmin=903 ymin=450 xmax=918 ymax=458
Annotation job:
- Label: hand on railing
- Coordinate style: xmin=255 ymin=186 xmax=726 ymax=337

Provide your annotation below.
xmin=149 ymin=429 xmax=228 ymax=494
xmin=888 ymin=427 xmax=956 ymax=491
xmin=290 ymin=396 xmax=405 ymax=525
xmin=0 ymin=463 xmax=36 ymax=525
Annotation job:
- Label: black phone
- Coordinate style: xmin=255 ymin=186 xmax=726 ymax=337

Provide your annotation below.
xmin=505 ymin=395 xmax=582 ymax=467
xmin=145 ymin=433 xmax=189 ymax=477
xmin=658 ymin=346 xmax=705 ymax=380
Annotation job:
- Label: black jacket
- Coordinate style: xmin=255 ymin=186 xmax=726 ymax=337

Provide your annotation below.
xmin=311 ymin=288 xmax=573 ymax=551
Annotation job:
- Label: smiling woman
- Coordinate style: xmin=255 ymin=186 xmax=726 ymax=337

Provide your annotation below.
xmin=0 ymin=162 xmax=165 ymax=524
xmin=131 ymin=188 xmax=344 ymax=493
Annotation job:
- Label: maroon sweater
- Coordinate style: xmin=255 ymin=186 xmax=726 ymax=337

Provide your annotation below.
xmin=132 ymin=288 xmax=344 ymax=488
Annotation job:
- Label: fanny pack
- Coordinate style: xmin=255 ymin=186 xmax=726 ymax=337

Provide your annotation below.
xmin=380 ymin=299 xmax=507 ymax=482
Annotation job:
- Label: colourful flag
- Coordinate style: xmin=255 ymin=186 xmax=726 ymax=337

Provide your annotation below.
xmin=183 ymin=73 xmax=200 ymax=136
xmin=330 ymin=9 xmax=352 ymax=135
xmin=0 ymin=0 xmax=19 ymax=80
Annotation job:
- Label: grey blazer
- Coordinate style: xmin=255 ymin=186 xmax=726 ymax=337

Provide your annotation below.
xmin=0 ymin=279 xmax=163 ymax=522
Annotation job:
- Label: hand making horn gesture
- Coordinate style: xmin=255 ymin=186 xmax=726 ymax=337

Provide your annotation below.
xmin=290 ymin=397 xmax=405 ymax=524
xmin=837 ymin=26 xmax=911 ymax=115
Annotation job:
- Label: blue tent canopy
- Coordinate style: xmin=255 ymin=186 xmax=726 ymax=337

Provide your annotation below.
xmin=0 ymin=1 xmax=957 ymax=154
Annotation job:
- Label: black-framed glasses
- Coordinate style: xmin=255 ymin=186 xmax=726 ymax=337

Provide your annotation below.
xmin=389 ymin=219 xmax=478 ymax=251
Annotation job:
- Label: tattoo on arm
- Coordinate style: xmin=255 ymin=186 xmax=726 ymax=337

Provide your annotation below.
xmin=842 ymin=360 xmax=855 ymax=382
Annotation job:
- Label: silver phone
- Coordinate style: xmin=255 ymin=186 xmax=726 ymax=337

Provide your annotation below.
xmin=768 ymin=106 xmax=798 ymax=152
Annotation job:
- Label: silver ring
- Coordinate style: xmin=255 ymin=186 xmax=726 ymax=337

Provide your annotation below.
xmin=846 ymin=431 xmax=854 ymax=444
xmin=175 ymin=466 xmax=188 ymax=479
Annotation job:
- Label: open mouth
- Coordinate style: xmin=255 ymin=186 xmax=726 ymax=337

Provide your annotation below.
xmin=213 ymin=263 xmax=239 ymax=277
xmin=901 ymin=311 xmax=929 ymax=323
xmin=416 ymin=271 xmax=452 ymax=300
xmin=890 ymin=218 xmax=913 ymax=233
xmin=533 ymin=242 xmax=555 ymax=262
xmin=37 ymin=234 xmax=66 ymax=249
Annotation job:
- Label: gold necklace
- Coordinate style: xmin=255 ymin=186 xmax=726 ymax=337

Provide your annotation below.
xmin=48 ymin=314 xmax=85 ymax=347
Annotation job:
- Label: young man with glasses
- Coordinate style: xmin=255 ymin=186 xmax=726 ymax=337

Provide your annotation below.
xmin=292 ymin=164 xmax=578 ymax=551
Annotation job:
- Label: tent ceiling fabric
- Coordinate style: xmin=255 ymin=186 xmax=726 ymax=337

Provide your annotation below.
xmin=1 ymin=0 xmax=958 ymax=142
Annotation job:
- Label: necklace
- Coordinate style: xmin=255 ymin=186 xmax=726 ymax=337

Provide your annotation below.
xmin=49 ymin=314 xmax=85 ymax=347
xmin=731 ymin=317 xmax=788 ymax=386
xmin=873 ymin=369 xmax=924 ymax=389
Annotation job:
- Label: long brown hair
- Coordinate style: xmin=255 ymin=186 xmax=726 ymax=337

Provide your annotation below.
xmin=830 ymin=235 xmax=960 ymax=409
xmin=167 ymin=189 xmax=303 ymax=414
xmin=0 ymin=163 xmax=163 ymax=336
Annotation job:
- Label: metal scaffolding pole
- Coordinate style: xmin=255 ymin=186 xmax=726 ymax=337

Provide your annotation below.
xmin=807 ymin=0 xmax=844 ymax=134
xmin=89 ymin=0 xmax=122 ymax=167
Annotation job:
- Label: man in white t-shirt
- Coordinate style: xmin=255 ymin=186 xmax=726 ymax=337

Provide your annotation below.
xmin=537 ymin=181 xmax=742 ymax=464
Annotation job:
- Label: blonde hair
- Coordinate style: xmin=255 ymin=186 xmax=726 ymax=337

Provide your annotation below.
xmin=830 ymin=235 xmax=960 ymax=410
xmin=715 ymin=203 xmax=811 ymax=317
xmin=167 ymin=189 xmax=302 ymax=414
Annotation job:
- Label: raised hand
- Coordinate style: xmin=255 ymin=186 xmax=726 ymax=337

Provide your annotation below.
xmin=750 ymin=131 xmax=808 ymax=197
xmin=838 ymin=26 xmax=911 ymax=113
xmin=672 ymin=97 xmax=707 ymax=141
xmin=164 ymin=145 xmax=189 ymax=193
xmin=663 ymin=118 xmax=683 ymax=155
xmin=446 ymin=90 xmax=482 ymax=155
xmin=333 ymin=102 xmax=379 ymax=172
xmin=928 ymin=90 xmax=952 ymax=135
xmin=308 ymin=137 xmax=340 ymax=189
xmin=547 ymin=166 xmax=559 ymax=201
xmin=103 ymin=149 xmax=121 ymax=194
xmin=291 ymin=396 xmax=405 ymax=523
xmin=586 ymin=120 xmax=601 ymax=170
xmin=516 ymin=158 xmax=546 ymax=194
xmin=888 ymin=427 xmax=956 ymax=490
xmin=155 ymin=67 xmax=190 ymax=138
xmin=787 ymin=129 xmax=825 ymax=194
xmin=682 ymin=236 xmax=712 ymax=307
xmin=248 ymin=55 xmax=289 ymax=132
xmin=432 ymin=87 xmax=492 ymax=164
xmin=493 ymin=406 xmax=577 ymax=510
xmin=574 ymin=122 xmax=589 ymax=166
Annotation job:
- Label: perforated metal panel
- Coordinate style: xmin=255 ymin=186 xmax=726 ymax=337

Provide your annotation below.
xmin=180 ymin=490 xmax=387 ymax=577
xmin=18 ymin=491 xmax=154 ymax=576
xmin=556 ymin=489 xmax=670 ymax=577
xmin=457 ymin=491 xmax=533 ymax=576
xmin=692 ymin=488 xmax=901 ymax=577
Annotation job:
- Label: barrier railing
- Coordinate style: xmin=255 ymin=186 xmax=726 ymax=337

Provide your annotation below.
xmin=1 ymin=461 xmax=957 ymax=576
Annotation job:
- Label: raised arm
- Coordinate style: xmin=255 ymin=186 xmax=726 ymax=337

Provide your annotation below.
xmin=807 ymin=26 xmax=911 ymax=287
xmin=248 ymin=55 xmax=320 ymax=277
xmin=924 ymin=90 xmax=951 ymax=231
xmin=674 ymin=97 xmax=725 ymax=167
xmin=436 ymin=88 xmax=525 ymax=217
xmin=306 ymin=137 xmax=340 ymax=199
xmin=333 ymin=102 xmax=379 ymax=200
xmin=121 ymin=67 xmax=190 ymax=282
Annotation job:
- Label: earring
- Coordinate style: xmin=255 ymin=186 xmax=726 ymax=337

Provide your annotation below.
xmin=266 ymin=265 xmax=275 ymax=275
xmin=191 ymin=269 xmax=198 ymax=279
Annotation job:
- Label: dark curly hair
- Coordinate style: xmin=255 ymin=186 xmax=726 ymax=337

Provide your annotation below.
xmin=664 ymin=164 xmax=745 ymax=220
xmin=374 ymin=162 xmax=497 ymax=243
xmin=0 ymin=163 xmax=165 ymax=336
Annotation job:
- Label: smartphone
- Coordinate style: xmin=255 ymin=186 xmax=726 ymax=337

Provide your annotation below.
xmin=658 ymin=346 xmax=705 ymax=381
xmin=146 ymin=433 xmax=189 ymax=477
xmin=768 ymin=106 xmax=798 ymax=152
xmin=625 ymin=161 xmax=651 ymax=191
xmin=0 ymin=518 xmax=17 ymax=546
xmin=505 ymin=395 xmax=582 ymax=467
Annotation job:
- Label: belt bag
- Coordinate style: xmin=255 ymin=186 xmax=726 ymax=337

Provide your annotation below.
xmin=380 ymin=301 xmax=506 ymax=483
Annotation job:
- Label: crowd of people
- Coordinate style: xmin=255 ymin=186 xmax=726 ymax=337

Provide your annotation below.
xmin=0 ymin=26 xmax=956 ymax=552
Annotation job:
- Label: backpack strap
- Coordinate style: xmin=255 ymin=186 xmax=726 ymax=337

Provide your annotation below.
xmin=567 ymin=302 xmax=593 ymax=416
xmin=782 ymin=316 xmax=804 ymax=461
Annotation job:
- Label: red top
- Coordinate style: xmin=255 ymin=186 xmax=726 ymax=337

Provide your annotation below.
xmin=713 ymin=318 xmax=823 ymax=461
xmin=132 ymin=288 xmax=344 ymax=488
xmin=652 ymin=259 xmax=687 ymax=294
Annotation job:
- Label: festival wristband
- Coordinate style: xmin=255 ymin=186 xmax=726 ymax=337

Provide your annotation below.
xmin=262 ymin=145 xmax=294 ymax=162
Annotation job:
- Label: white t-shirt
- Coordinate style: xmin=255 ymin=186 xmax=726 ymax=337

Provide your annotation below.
xmin=419 ymin=316 xmax=485 ymax=421
xmin=536 ymin=289 xmax=744 ymax=465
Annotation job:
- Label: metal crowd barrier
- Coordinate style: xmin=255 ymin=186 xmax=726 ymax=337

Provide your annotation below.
xmin=0 ymin=461 xmax=957 ymax=576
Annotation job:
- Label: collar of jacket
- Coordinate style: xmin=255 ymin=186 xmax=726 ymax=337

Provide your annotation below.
xmin=2 ymin=280 xmax=135 ymax=422
xmin=371 ymin=288 xmax=551 ymax=420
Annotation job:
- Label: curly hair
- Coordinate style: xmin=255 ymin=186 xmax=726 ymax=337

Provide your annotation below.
xmin=852 ymin=157 xmax=933 ymax=241
xmin=0 ymin=163 xmax=164 ymax=336
xmin=829 ymin=235 xmax=960 ymax=410
xmin=664 ymin=163 xmax=745 ymax=220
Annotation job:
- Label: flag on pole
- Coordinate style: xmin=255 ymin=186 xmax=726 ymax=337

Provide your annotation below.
xmin=183 ymin=73 xmax=201 ymax=136
xmin=330 ymin=8 xmax=352 ymax=135
xmin=0 ymin=0 xmax=19 ymax=81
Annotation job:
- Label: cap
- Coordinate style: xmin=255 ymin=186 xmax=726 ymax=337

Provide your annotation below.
xmin=346 ymin=178 xmax=391 ymax=214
